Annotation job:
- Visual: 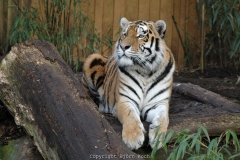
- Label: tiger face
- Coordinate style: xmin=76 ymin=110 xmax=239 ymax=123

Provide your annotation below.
xmin=115 ymin=18 xmax=167 ymax=73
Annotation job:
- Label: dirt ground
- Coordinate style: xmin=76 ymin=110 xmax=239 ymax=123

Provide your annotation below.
xmin=0 ymin=67 xmax=239 ymax=147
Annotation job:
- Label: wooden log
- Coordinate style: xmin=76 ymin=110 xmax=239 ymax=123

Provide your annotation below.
xmin=0 ymin=40 xmax=142 ymax=160
xmin=172 ymin=83 xmax=240 ymax=112
xmin=174 ymin=76 xmax=240 ymax=102
xmin=170 ymin=82 xmax=240 ymax=135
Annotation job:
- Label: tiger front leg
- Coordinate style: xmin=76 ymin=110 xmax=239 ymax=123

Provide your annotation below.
xmin=115 ymin=102 xmax=145 ymax=150
xmin=146 ymin=104 xmax=169 ymax=149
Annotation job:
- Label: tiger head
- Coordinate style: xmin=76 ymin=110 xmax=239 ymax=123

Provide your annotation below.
xmin=115 ymin=17 xmax=168 ymax=73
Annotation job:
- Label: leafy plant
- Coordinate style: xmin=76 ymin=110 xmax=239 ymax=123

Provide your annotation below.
xmin=151 ymin=127 xmax=175 ymax=160
xmin=151 ymin=127 xmax=240 ymax=160
xmin=197 ymin=0 xmax=240 ymax=68
xmin=5 ymin=0 xmax=112 ymax=72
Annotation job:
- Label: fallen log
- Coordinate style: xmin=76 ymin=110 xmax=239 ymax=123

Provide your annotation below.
xmin=174 ymin=76 xmax=240 ymax=102
xmin=170 ymin=82 xmax=240 ymax=134
xmin=0 ymin=40 xmax=143 ymax=160
xmin=172 ymin=82 xmax=240 ymax=111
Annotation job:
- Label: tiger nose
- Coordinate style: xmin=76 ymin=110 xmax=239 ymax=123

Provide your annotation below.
xmin=120 ymin=44 xmax=131 ymax=51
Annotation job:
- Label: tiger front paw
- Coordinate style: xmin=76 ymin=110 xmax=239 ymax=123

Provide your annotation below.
xmin=122 ymin=122 xmax=145 ymax=150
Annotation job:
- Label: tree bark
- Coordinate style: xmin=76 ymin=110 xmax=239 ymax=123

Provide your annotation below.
xmin=0 ymin=40 xmax=142 ymax=160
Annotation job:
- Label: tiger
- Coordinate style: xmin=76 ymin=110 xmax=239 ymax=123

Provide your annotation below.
xmin=82 ymin=17 xmax=175 ymax=150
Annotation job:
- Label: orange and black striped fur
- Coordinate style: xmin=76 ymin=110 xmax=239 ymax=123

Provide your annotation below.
xmin=82 ymin=17 xmax=175 ymax=150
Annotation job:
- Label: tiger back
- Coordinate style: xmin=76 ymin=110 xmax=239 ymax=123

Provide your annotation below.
xmin=82 ymin=17 xmax=175 ymax=150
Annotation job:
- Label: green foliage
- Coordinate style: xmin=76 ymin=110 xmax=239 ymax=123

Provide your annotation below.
xmin=198 ymin=0 xmax=240 ymax=67
xmin=151 ymin=127 xmax=240 ymax=160
xmin=6 ymin=0 xmax=111 ymax=72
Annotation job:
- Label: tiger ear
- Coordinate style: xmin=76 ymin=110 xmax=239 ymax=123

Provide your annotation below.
xmin=155 ymin=20 xmax=166 ymax=38
xmin=120 ymin=17 xmax=129 ymax=29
